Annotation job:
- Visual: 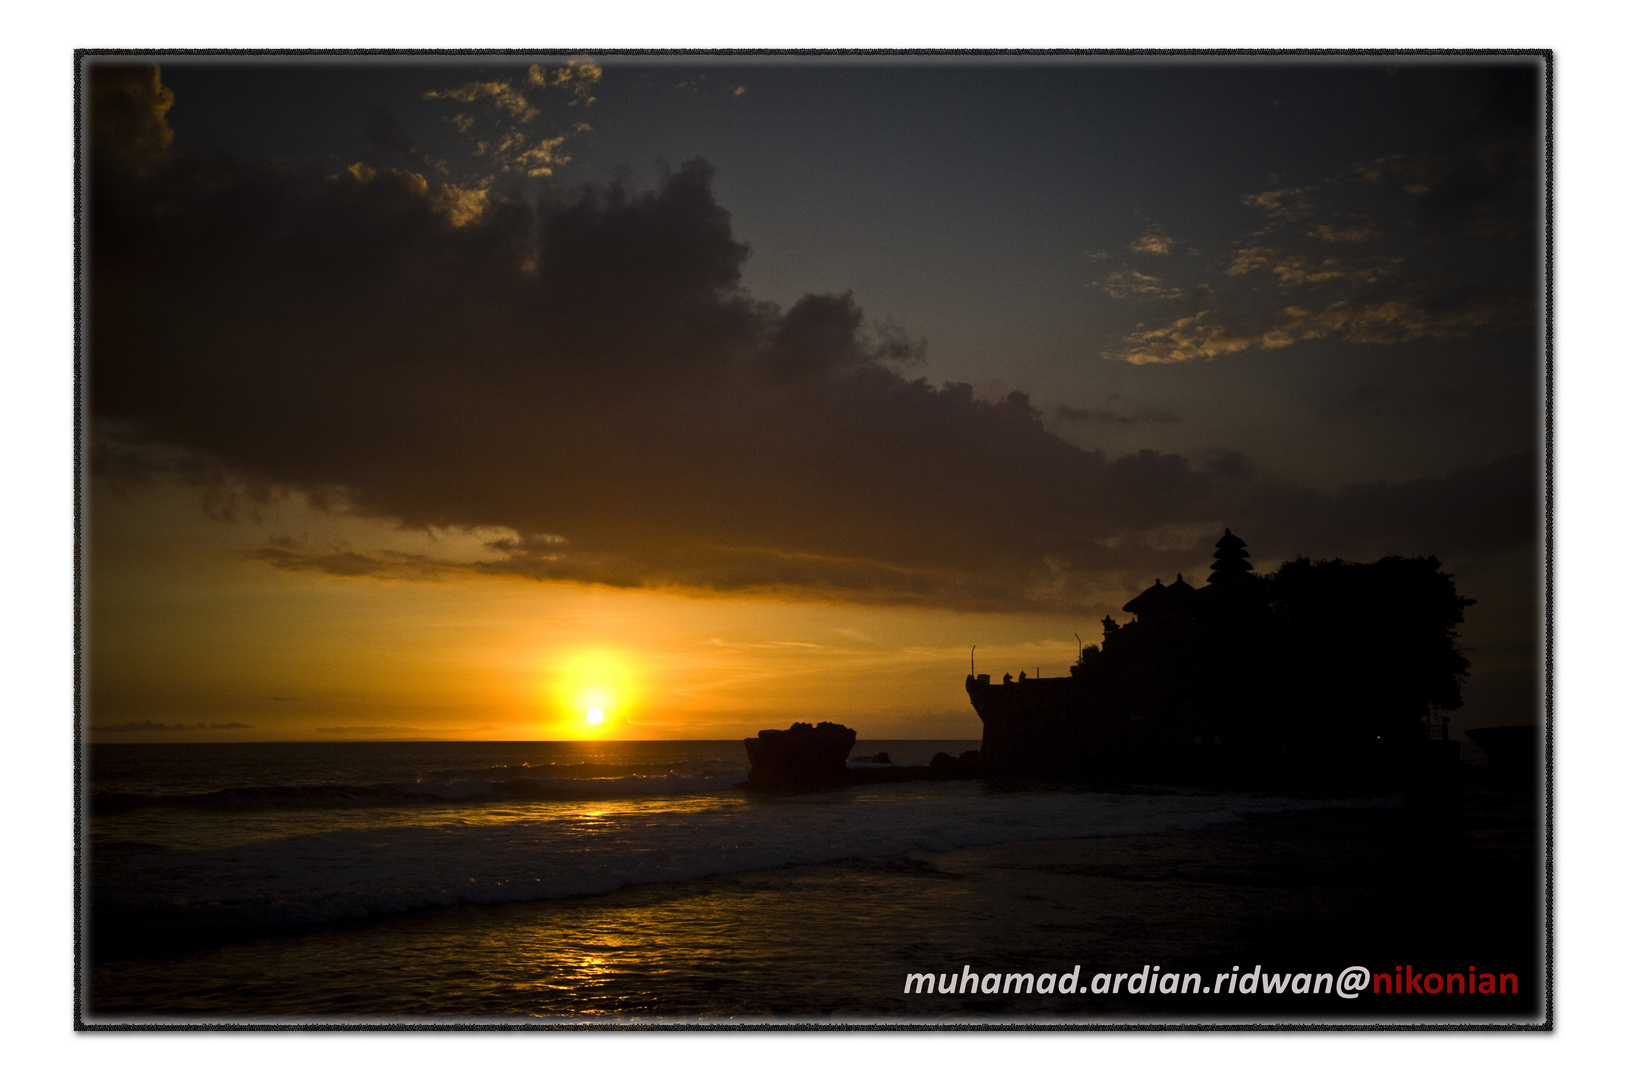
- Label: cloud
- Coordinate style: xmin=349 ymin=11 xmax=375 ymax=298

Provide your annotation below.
xmin=339 ymin=162 xmax=490 ymax=227
xmin=1094 ymin=269 xmax=1183 ymax=300
xmin=424 ymin=63 xmax=601 ymax=179
xmin=312 ymin=725 xmax=477 ymax=737
xmin=87 ymin=64 xmax=175 ymax=175
xmin=425 ymin=78 xmax=540 ymax=123
xmin=1222 ymin=247 xmax=1277 ymax=278
xmin=1109 ymin=291 xmax=1513 ymax=365
xmin=1054 ymin=405 xmax=1182 ymax=426
xmin=1250 ymin=73 xmax=1538 ymax=243
xmin=1240 ymin=185 xmax=1319 ymax=222
xmin=432 ymin=183 xmax=491 ymax=227
xmin=246 ymin=524 xmax=550 ymax=581
xmin=1109 ymin=312 xmax=1257 ymax=365
xmin=1225 ymin=248 xmax=1406 ymax=287
xmin=1128 ymin=224 xmax=1175 ymax=255
xmin=87 ymin=73 xmax=1536 ymax=614
xmin=527 ymin=59 xmax=603 ymax=106
xmin=1304 ymin=216 xmax=1383 ymax=244
xmin=90 ymin=721 xmax=253 ymax=732
xmin=250 ymin=542 xmax=448 ymax=580
xmin=507 ymin=134 xmax=570 ymax=177
xmin=1229 ymin=452 xmax=1538 ymax=561
xmin=365 ymin=109 xmax=424 ymax=169
xmin=1270 ymin=296 xmax=1506 ymax=345
xmin=468 ymin=129 xmax=572 ymax=177
xmin=674 ymin=74 xmax=748 ymax=100
xmin=1112 ymin=70 xmax=1538 ymax=371
xmin=1349 ymin=154 xmax=1415 ymax=184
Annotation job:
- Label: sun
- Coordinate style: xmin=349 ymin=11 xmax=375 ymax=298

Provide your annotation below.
xmin=547 ymin=650 xmax=640 ymax=735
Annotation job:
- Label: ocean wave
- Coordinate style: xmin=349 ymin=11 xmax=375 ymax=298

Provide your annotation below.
xmin=88 ymin=788 xmax=1397 ymax=938
xmin=400 ymin=772 xmax=746 ymax=798
xmin=91 ymin=770 xmax=750 ymax=815
xmin=414 ymin=758 xmax=746 ymax=785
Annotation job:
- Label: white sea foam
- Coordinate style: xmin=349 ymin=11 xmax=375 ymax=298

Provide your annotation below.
xmin=91 ymin=785 xmax=1396 ymax=935
xmin=390 ymin=772 xmax=746 ymax=799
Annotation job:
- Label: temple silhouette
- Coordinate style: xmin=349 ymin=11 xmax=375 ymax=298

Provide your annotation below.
xmin=967 ymin=530 xmax=1474 ymax=790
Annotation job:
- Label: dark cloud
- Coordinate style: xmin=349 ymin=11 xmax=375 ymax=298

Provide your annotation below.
xmin=1411 ymin=66 xmax=1540 ymax=233
xmin=1093 ymin=269 xmax=1184 ymax=301
xmin=87 ymin=65 xmax=174 ymax=175
xmin=1055 ymin=405 xmax=1183 ymax=426
xmin=1315 ymin=379 xmax=1471 ymax=421
xmin=90 ymin=721 xmax=254 ymax=732
xmin=365 ymin=108 xmax=424 ymax=170
xmin=250 ymin=542 xmax=443 ymax=580
xmin=1221 ymin=452 xmax=1537 ymax=563
xmin=88 ymin=67 xmax=1538 ymax=613
xmin=315 ymin=725 xmax=433 ymax=736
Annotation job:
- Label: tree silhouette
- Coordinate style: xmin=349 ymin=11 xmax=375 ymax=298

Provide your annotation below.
xmin=1265 ymin=555 xmax=1474 ymax=742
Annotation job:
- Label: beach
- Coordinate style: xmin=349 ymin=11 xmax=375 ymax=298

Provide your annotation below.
xmin=84 ymin=742 xmax=1539 ymax=1024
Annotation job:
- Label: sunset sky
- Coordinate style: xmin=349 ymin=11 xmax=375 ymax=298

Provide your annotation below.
xmin=83 ymin=54 xmax=1543 ymax=741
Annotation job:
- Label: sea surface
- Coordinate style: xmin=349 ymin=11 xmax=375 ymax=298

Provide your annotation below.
xmin=83 ymin=739 xmax=1419 ymax=1021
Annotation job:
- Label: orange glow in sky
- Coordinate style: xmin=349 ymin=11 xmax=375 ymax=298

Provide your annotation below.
xmin=84 ymin=478 xmax=1117 ymax=743
xmin=550 ymin=650 xmax=640 ymax=735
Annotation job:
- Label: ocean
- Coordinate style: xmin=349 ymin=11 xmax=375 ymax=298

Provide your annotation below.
xmin=82 ymin=740 xmax=1533 ymax=1023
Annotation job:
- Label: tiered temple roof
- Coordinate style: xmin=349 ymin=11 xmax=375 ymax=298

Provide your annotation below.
xmin=1121 ymin=571 xmax=1200 ymax=626
xmin=1105 ymin=533 xmax=1255 ymax=646
xmin=1122 ymin=578 xmax=1167 ymax=616
xmin=1206 ymin=528 xmax=1254 ymax=586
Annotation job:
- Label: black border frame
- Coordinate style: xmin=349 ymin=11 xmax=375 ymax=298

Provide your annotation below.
xmin=72 ymin=46 xmax=1555 ymax=1032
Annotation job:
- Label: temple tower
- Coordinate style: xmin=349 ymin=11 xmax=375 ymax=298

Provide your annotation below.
xmin=1206 ymin=528 xmax=1254 ymax=587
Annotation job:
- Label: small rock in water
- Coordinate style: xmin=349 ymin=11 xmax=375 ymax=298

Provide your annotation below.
xmin=743 ymin=722 xmax=857 ymax=790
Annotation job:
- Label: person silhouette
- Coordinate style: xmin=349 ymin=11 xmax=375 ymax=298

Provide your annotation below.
xmin=1002 ymin=673 xmax=1013 ymax=685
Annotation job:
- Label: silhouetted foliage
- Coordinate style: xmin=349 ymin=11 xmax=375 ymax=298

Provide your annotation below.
xmin=971 ymin=532 xmax=1477 ymax=788
xmin=1266 ymin=556 xmax=1474 ymax=737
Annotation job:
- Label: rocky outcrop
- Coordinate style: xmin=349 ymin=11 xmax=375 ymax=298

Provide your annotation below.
xmin=743 ymin=722 xmax=856 ymax=790
xmin=741 ymin=727 xmax=983 ymax=790
xmin=929 ymin=749 xmax=982 ymax=780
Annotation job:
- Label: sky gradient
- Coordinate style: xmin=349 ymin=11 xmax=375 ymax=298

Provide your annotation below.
xmin=83 ymin=54 xmax=1543 ymax=741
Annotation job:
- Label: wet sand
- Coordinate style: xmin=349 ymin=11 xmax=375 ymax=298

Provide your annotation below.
xmin=86 ymin=775 xmax=1541 ymax=1024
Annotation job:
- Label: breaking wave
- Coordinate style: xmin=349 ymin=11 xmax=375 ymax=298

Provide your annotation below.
xmin=91 ymin=768 xmax=750 ymax=814
xmin=89 ymin=785 xmax=1394 ymax=938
